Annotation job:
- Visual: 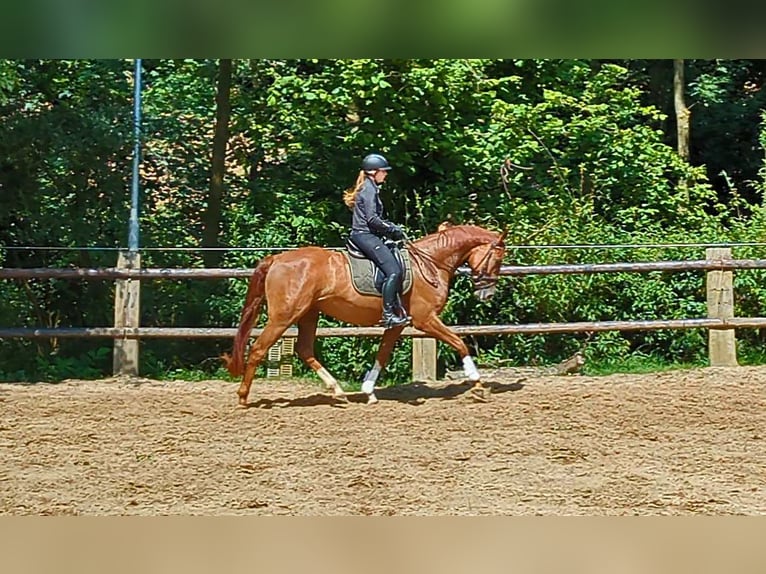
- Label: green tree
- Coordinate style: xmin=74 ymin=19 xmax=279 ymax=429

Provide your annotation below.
xmin=4 ymin=59 xmax=766 ymax=382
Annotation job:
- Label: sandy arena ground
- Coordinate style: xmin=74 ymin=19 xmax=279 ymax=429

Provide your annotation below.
xmin=1 ymin=366 xmax=765 ymax=515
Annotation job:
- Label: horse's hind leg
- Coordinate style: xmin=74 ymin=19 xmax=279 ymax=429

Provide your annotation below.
xmin=296 ymin=309 xmax=345 ymax=398
xmin=238 ymin=321 xmax=290 ymax=406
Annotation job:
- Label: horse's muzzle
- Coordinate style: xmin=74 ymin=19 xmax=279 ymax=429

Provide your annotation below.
xmin=474 ymin=285 xmax=496 ymax=301
xmin=473 ymin=275 xmax=498 ymax=301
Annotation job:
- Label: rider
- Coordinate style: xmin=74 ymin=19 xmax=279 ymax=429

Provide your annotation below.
xmin=344 ymin=153 xmax=411 ymax=329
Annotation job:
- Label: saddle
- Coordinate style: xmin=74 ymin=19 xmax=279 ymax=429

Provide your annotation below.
xmin=343 ymin=240 xmax=413 ymax=297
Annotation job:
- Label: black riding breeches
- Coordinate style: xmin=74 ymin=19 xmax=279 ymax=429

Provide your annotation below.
xmin=349 ymin=232 xmax=402 ymax=278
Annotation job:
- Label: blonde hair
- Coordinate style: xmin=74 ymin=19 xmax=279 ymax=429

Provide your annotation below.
xmin=343 ymin=170 xmax=367 ymax=208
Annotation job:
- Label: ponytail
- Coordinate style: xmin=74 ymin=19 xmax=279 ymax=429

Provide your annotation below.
xmin=343 ymin=171 xmax=367 ymax=208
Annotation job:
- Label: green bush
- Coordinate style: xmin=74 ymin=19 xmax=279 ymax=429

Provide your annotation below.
xmin=3 ymin=60 xmax=766 ymax=383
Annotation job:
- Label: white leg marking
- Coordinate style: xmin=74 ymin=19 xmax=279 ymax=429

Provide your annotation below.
xmin=361 ymin=361 xmax=382 ymax=395
xmin=462 ymin=355 xmax=480 ymax=381
xmin=317 ymin=367 xmax=344 ymax=395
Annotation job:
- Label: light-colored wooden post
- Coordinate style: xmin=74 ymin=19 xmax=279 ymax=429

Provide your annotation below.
xmin=266 ymin=340 xmax=281 ymax=378
xmin=113 ymin=251 xmax=141 ymax=376
xmin=280 ymin=336 xmax=295 ymax=377
xmin=706 ymin=247 xmax=738 ymax=367
xmin=266 ymin=337 xmax=296 ymax=378
xmin=412 ymin=337 xmax=437 ymax=381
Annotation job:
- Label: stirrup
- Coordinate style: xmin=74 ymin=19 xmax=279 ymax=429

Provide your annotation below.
xmin=380 ymin=314 xmax=411 ymax=329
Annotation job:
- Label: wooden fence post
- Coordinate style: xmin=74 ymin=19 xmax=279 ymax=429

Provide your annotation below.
xmin=280 ymin=336 xmax=295 ymax=376
xmin=266 ymin=337 xmax=296 ymax=378
xmin=113 ymin=250 xmax=141 ymax=376
xmin=706 ymin=247 xmax=738 ymax=367
xmin=266 ymin=340 xmax=281 ymax=378
xmin=412 ymin=337 xmax=437 ymax=381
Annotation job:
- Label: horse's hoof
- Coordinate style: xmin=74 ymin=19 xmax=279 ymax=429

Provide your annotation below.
xmin=469 ymin=386 xmax=489 ymax=403
xmin=328 ymin=385 xmax=346 ymax=397
xmin=366 ymin=393 xmax=379 ymax=405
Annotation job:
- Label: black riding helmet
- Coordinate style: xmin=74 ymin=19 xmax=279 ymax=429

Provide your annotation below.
xmin=362 ymin=153 xmax=392 ymax=172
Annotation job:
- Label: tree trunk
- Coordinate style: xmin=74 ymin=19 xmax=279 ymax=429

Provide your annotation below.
xmin=202 ymin=59 xmax=232 ymax=268
xmin=674 ymin=59 xmax=691 ymax=161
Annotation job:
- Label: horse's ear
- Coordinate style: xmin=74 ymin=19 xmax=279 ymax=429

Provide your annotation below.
xmin=498 ymin=226 xmax=508 ymax=242
xmin=437 ymin=221 xmax=453 ymax=232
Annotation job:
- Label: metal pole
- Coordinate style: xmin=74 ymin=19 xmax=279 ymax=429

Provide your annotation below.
xmin=128 ymin=58 xmax=142 ymax=253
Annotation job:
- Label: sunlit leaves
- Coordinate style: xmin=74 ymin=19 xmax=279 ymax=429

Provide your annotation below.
xmin=5 ymin=59 xmax=766 ymax=380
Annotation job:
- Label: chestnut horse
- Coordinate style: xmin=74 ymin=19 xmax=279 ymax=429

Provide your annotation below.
xmin=223 ymin=223 xmax=507 ymax=405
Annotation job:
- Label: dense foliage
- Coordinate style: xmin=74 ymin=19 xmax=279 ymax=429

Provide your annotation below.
xmin=2 ymin=59 xmax=766 ymax=384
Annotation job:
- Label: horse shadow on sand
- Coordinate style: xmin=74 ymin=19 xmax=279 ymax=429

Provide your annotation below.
xmin=245 ymin=376 xmax=525 ymax=409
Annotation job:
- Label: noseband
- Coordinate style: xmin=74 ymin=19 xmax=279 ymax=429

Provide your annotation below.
xmin=471 ymin=237 xmax=505 ymax=290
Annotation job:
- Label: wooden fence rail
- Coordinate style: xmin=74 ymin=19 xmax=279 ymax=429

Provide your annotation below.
xmin=3 ymin=257 xmax=766 ymax=280
xmin=0 ymin=247 xmax=761 ymax=379
xmin=3 ymin=317 xmax=766 ymax=340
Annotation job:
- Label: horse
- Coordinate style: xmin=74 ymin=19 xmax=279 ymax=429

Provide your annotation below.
xmin=223 ymin=223 xmax=507 ymax=406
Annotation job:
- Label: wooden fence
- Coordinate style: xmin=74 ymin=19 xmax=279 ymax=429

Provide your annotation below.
xmin=2 ymin=247 xmax=766 ymax=380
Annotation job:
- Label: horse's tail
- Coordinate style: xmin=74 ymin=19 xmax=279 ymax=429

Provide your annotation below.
xmin=222 ymin=256 xmax=275 ymax=377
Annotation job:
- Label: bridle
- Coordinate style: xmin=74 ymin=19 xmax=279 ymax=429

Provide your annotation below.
xmin=405 ymin=228 xmax=507 ymax=290
xmin=470 ymin=229 xmax=507 ymax=290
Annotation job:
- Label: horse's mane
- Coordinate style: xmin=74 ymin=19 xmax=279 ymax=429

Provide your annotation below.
xmin=406 ymin=223 xmax=501 ymax=287
xmin=414 ymin=223 xmax=498 ymax=249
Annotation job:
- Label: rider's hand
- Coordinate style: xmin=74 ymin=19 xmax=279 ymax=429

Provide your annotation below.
xmin=388 ymin=225 xmax=406 ymax=241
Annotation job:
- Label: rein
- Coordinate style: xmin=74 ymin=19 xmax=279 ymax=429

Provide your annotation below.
xmin=405 ymin=241 xmax=448 ymax=288
xmin=471 ymin=235 xmax=505 ymax=289
xmin=404 ymin=228 xmax=507 ymax=290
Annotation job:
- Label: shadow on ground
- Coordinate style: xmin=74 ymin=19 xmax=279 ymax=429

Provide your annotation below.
xmin=246 ymin=377 xmax=525 ymax=409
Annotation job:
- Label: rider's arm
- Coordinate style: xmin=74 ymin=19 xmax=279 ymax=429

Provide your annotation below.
xmin=357 ymin=185 xmax=395 ymax=236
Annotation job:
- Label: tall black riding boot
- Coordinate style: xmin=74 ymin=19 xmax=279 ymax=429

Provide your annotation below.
xmin=381 ymin=273 xmax=411 ymax=329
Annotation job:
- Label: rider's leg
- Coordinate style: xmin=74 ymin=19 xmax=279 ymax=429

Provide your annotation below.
xmin=380 ymin=272 xmax=410 ymax=328
xmin=349 ymin=233 xmax=410 ymax=329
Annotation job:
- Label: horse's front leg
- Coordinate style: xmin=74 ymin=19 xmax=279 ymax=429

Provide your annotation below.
xmin=413 ymin=314 xmax=488 ymax=401
xmin=361 ymin=326 xmax=405 ymax=405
